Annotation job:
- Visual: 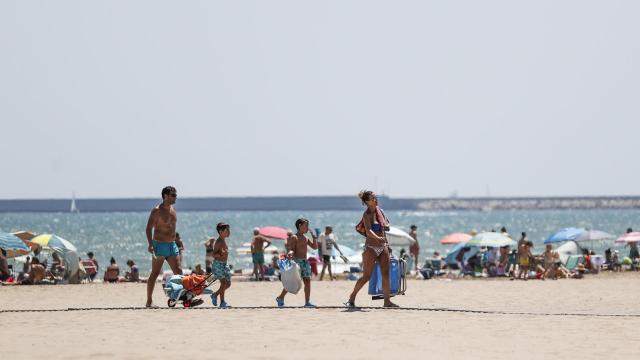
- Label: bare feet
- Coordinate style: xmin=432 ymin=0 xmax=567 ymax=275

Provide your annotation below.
xmin=383 ymin=302 xmax=399 ymax=308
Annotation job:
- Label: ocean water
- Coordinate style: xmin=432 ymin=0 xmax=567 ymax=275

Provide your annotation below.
xmin=1 ymin=209 xmax=638 ymax=274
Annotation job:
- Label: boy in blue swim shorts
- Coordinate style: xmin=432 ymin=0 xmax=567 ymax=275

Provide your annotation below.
xmin=211 ymin=222 xmax=232 ymax=308
xmin=276 ymin=218 xmax=318 ymax=308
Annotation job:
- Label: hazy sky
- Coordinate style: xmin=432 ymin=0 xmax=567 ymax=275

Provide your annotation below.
xmin=1 ymin=1 xmax=638 ymax=199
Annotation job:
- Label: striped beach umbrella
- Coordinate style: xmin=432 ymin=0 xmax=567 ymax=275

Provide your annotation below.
xmin=0 ymin=232 xmax=31 ymax=258
xmin=29 ymin=234 xmax=78 ymax=253
xmin=29 ymin=234 xmax=80 ymax=282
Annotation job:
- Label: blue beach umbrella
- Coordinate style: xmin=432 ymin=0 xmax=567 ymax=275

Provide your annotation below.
xmin=544 ymin=228 xmax=586 ymax=244
xmin=0 ymin=232 xmax=31 ymax=258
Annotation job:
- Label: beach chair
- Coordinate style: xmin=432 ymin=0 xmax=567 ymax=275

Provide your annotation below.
xmin=564 ymin=255 xmax=583 ymax=271
xmin=368 ymin=258 xmax=407 ymax=300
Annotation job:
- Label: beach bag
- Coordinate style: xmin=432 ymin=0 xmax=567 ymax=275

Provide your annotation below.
xmin=182 ymin=274 xmax=208 ymax=296
xmin=278 ymin=259 xmax=303 ymax=294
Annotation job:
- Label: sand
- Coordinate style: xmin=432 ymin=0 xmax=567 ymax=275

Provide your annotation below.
xmin=2 ymin=272 xmax=640 ymax=359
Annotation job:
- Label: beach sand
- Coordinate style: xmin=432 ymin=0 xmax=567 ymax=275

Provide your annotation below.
xmin=2 ymin=273 xmax=639 ymax=359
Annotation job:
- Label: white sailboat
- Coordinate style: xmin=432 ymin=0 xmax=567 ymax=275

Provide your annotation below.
xmin=70 ymin=192 xmax=79 ymax=213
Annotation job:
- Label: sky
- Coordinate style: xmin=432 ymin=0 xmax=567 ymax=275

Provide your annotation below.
xmin=1 ymin=1 xmax=639 ymax=199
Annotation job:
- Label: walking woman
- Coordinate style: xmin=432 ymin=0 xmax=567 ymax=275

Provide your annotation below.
xmin=345 ymin=190 xmax=398 ymax=308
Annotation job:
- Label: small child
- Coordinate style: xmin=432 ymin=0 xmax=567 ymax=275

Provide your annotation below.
xmin=211 ymin=222 xmax=232 ymax=308
xmin=519 ymin=241 xmax=533 ymax=280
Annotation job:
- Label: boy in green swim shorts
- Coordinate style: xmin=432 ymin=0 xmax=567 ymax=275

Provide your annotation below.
xmin=211 ymin=222 xmax=232 ymax=308
xmin=276 ymin=218 xmax=318 ymax=308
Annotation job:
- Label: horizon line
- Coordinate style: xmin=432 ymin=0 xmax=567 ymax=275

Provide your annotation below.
xmin=2 ymin=194 xmax=640 ymax=201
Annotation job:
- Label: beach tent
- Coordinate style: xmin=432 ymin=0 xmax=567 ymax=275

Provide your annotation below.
xmin=445 ymin=242 xmax=479 ymax=266
xmin=29 ymin=234 xmax=81 ymax=284
xmin=555 ymin=241 xmax=582 ymax=264
xmin=544 ymin=228 xmax=586 ymax=244
xmin=466 ymin=232 xmax=515 ymax=248
xmin=0 ymin=232 xmax=31 ymax=258
xmin=385 ymin=226 xmax=416 ymax=247
xmin=439 ymin=233 xmax=472 ymax=245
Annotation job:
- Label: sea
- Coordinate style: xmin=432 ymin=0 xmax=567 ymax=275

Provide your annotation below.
xmin=1 ymin=209 xmax=638 ymax=274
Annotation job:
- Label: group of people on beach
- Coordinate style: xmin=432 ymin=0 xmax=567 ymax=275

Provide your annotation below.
xmin=144 ymin=186 xmax=400 ymax=308
xmin=418 ymin=228 xmax=639 ymax=281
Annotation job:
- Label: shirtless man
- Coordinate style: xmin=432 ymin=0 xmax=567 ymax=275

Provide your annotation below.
xmin=0 ymin=249 xmax=10 ymax=281
xmin=211 ymin=222 xmax=232 ymax=308
xmin=409 ymin=225 xmax=420 ymax=270
xmin=251 ymin=228 xmax=272 ymax=281
xmin=276 ymin=218 xmax=318 ymax=308
xmin=145 ymin=186 xmax=182 ymax=307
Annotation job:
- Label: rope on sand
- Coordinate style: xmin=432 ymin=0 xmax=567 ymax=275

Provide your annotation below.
xmin=2 ymin=306 xmax=640 ymax=318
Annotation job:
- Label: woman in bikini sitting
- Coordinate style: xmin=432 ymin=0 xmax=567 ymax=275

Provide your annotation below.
xmin=345 ymin=190 xmax=398 ymax=308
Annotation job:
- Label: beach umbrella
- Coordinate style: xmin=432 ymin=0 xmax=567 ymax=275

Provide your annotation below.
xmin=544 ymin=228 xmax=586 ymax=244
xmin=29 ymin=234 xmax=80 ymax=283
xmin=616 ymin=232 xmax=640 ymax=244
xmin=466 ymin=232 xmax=516 ymax=248
xmin=574 ymin=230 xmax=616 ymax=242
xmin=0 ymin=232 xmax=31 ymax=258
xmin=259 ymin=226 xmax=290 ymax=241
xmin=29 ymin=234 xmax=78 ymax=253
xmin=12 ymin=231 xmax=36 ymax=242
xmin=385 ymin=226 xmax=416 ymax=247
xmin=439 ymin=233 xmax=472 ymax=245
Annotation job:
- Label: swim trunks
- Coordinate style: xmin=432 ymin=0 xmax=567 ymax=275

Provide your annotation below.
xmin=252 ymin=252 xmax=265 ymax=265
xmin=519 ymin=256 xmax=530 ymax=267
xmin=294 ymin=258 xmax=312 ymax=279
xmin=213 ymin=260 xmax=232 ymax=282
xmin=153 ymin=240 xmax=179 ymax=258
